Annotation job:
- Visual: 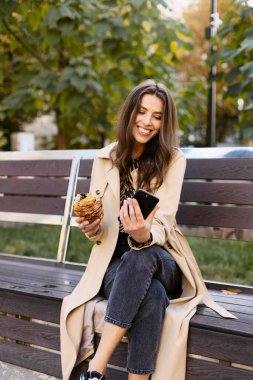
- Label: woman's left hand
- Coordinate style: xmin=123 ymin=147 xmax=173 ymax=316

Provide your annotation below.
xmin=120 ymin=197 xmax=159 ymax=243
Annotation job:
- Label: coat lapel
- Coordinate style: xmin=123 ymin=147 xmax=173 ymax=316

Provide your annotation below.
xmin=96 ymin=142 xmax=120 ymax=208
xmin=105 ymin=164 xmax=120 ymax=208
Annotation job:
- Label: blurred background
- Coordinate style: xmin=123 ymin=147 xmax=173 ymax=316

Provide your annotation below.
xmin=1 ymin=0 xmax=253 ymax=152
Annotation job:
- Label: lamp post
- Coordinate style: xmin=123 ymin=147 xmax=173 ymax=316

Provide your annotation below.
xmin=205 ymin=0 xmax=221 ymax=147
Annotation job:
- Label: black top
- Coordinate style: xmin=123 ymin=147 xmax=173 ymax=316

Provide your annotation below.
xmin=113 ymin=159 xmax=139 ymax=258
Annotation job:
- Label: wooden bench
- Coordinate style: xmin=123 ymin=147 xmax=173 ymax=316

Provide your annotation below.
xmin=0 ymin=147 xmax=253 ymax=380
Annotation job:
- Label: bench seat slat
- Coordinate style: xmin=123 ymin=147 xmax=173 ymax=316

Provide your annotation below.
xmin=191 ymin=312 xmax=253 ymax=337
xmin=0 ymin=269 xmax=81 ymax=290
xmin=0 ymin=160 xmax=72 ymax=176
xmin=177 ymin=204 xmax=253 ymax=229
xmin=186 ymin=356 xmax=253 ymax=380
xmin=0 ymin=178 xmax=69 ymax=196
xmin=200 ymin=301 xmax=253 ymax=315
xmin=188 ymin=326 xmax=253 ymax=367
xmin=0 ymin=260 xmax=83 ymax=288
xmin=0 ymin=291 xmax=61 ymax=323
xmin=181 ymin=182 xmax=253 ymax=205
xmin=185 ymin=159 xmax=253 ymax=180
xmin=211 ymin=292 xmax=253 ymax=305
xmin=0 ymin=314 xmax=60 ymax=351
xmin=0 ymin=195 xmax=66 ymax=215
xmin=0 ymin=274 xmax=77 ymax=296
xmin=0 ymin=280 xmax=71 ymax=300
xmin=196 ymin=305 xmax=253 ymax=325
xmin=0 ymin=339 xmax=61 ymax=378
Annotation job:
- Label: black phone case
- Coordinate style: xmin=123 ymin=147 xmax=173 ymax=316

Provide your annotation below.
xmin=133 ymin=189 xmax=159 ymax=219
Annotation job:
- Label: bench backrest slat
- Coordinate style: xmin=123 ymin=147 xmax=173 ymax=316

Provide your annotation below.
xmin=181 ymin=182 xmax=253 ymax=205
xmin=0 ymin=160 xmax=72 ymax=177
xmin=185 ymin=158 xmax=253 ymax=180
xmin=0 ymin=195 xmax=66 ymax=215
xmin=177 ymin=205 xmax=253 ymax=229
xmin=75 ymin=180 xmax=91 ymax=195
xmin=78 ymin=159 xmax=94 ymax=176
xmin=0 ymin=159 xmax=73 ymax=216
xmin=0 ymin=178 xmax=69 ymax=196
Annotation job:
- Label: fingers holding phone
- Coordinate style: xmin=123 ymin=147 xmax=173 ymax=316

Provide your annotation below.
xmin=119 ymin=190 xmax=160 ymax=243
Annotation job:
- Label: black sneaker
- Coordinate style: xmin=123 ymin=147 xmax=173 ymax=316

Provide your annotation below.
xmin=80 ymin=371 xmax=105 ymax=380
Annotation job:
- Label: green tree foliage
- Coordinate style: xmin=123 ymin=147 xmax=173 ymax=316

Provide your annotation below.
xmin=0 ymin=0 xmax=194 ymax=149
xmin=211 ymin=0 xmax=253 ymax=144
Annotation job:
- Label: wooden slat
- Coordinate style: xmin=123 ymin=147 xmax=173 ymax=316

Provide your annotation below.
xmin=191 ymin=312 xmax=253 ymax=337
xmin=0 ymin=178 xmax=69 ymax=196
xmin=79 ymin=159 xmax=94 ymax=177
xmin=197 ymin=301 xmax=253 ymax=316
xmin=186 ymin=357 xmax=253 ymax=380
xmin=0 ymin=259 xmax=83 ymax=296
xmin=206 ymin=282 xmax=253 ymax=295
xmin=177 ymin=204 xmax=253 ymax=229
xmin=0 ymin=339 xmax=61 ymax=378
xmin=76 ymin=179 xmax=91 ymax=194
xmin=0 ymin=267 xmax=80 ymax=291
xmin=0 ymin=314 xmax=60 ymax=351
xmin=188 ymin=327 xmax=253 ymax=366
xmin=0 ymin=159 xmax=72 ymax=176
xmin=181 ymin=182 xmax=253 ymax=205
xmin=0 ymin=277 xmax=75 ymax=299
xmin=0 ymin=291 xmax=61 ymax=323
xmin=185 ymin=158 xmax=253 ymax=180
xmin=195 ymin=305 xmax=253 ymax=326
xmin=0 ymin=195 xmax=65 ymax=215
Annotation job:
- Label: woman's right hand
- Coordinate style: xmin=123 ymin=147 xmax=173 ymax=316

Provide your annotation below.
xmin=77 ymin=217 xmax=101 ymax=238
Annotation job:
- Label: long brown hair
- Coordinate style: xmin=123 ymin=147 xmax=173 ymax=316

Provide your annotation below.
xmin=110 ymin=79 xmax=179 ymax=192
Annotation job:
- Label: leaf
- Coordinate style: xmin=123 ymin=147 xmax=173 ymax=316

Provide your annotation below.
xmin=75 ymin=65 xmax=89 ymax=77
xmin=170 ymin=41 xmax=178 ymax=53
xmin=240 ymin=62 xmax=253 ymax=77
xmin=58 ymin=19 xmax=75 ymax=35
xmin=70 ymin=76 xmax=87 ymax=92
xmin=142 ymin=21 xmax=151 ymax=32
xmin=45 ymin=29 xmax=61 ymax=46
xmin=240 ymin=37 xmax=253 ymax=51
xmin=2 ymin=89 xmax=34 ymax=110
xmin=31 ymin=71 xmax=56 ymax=90
xmin=130 ymin=0 xmax=146 ymax=8
xmin=94 ymin=21 xmax=110 ymax=36
xmin=46 ymin=6 xmax=60 ymax=28
xmin=85 ymin=79 xmax=102 ymax=94
xmin=58 ymin=4 xmax=80 ymax=21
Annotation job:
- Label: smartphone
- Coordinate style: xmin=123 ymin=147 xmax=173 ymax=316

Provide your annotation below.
xmin=133 ymin=189 xmax=159 ymax=219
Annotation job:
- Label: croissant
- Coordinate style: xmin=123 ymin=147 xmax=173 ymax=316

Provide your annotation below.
xmin=73 ymin=192 xmax=104 ymax=223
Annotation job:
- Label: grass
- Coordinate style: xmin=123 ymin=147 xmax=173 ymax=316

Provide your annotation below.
xmin=0 ymin=223 xmax=252 ymax=286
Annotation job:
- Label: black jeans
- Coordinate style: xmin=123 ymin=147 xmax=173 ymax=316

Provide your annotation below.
xmin=101 ymin=244 xmax=182 ymax=374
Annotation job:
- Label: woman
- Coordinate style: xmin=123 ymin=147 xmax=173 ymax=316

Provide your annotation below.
xmin=60 ymin=80 xmax=235 ymax=380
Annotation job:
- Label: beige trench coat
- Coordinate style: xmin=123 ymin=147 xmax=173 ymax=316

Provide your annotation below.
xmin=60 ymin=142 xmax=236 ymax=380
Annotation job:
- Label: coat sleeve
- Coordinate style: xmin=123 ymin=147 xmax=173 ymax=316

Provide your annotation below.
xmin=129 ymin=149 xmax=186 ymax=250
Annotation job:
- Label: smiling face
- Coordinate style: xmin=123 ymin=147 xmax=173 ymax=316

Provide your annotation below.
xmin=131 ymin=93 xmax=164 ymax=158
